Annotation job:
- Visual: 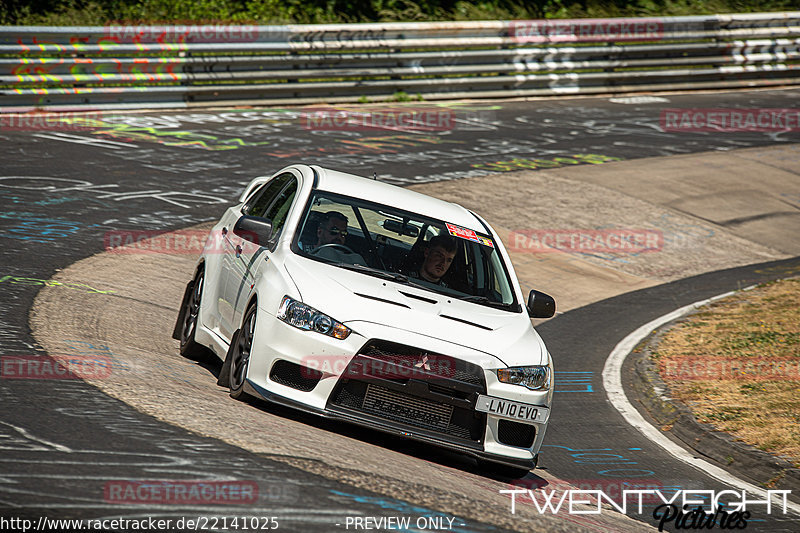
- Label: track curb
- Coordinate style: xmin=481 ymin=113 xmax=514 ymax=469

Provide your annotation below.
xmin=627 ymin=305 xmax=800 ymax=496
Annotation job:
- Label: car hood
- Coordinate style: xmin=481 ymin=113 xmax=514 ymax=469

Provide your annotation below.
xmin=283 ymin=255 xmax=547 ymax=367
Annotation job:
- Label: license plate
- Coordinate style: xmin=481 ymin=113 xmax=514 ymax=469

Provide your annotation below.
xmin=475 ymin=395 xmax=549 ymax=424
xmin=363 ymin=385 xmax=453 ymax=431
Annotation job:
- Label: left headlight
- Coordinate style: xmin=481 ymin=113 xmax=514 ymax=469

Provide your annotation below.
xmin=497 ymin=366 xmax=550 ymax=390
xmin=277 ymin=296 xmax=351 ymax=340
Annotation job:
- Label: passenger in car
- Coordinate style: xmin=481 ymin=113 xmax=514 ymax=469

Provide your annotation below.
xmin=410 ymin=235 xmax=457 ymax=286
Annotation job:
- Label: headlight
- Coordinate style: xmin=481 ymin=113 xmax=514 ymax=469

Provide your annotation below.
xmin=277 ymin=296 xmax=351 ymax=340
xmin=497 ymin=366 xmax=550 ymax=390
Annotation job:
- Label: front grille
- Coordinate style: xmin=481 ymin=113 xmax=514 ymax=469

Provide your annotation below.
xmin=330 ymin=380 xmax=482 ymax=441
xmin=327 ymin=339 xmax=488 ymax=445
xmin=497 ymin=419 xmax=537 ymax=448
xmin=269 ymin=360 xmax=322 ymax=392
xmin=358 ymin=340 xmax=485 ymax=386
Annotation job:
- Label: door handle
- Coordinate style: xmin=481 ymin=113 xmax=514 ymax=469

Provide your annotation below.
xmin=235 ymin=245 xmax=242 ymax=258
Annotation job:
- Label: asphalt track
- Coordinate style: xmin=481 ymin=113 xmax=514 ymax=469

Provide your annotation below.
xmin=2 ymin=89 xmax=800 ymax=531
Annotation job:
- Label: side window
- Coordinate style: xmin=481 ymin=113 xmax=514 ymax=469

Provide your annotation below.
xmin=243 ymin=174 xmax=291 ymax=218
xmin=263 ymin=180 xmax=297 ymax=242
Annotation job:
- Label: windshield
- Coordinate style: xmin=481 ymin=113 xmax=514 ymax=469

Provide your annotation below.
xmin=292 ymin=191 xmax=519 ymax=311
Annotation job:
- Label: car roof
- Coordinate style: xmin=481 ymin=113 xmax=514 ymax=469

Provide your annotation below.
xmin=309 ymin=165 xmax=486 ymax=233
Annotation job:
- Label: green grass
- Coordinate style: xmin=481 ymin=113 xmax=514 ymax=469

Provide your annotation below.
xmin=740 ymin=383 xmax=761 ymax=394
xmin=702 ymin=407 xmax=746 ymax=422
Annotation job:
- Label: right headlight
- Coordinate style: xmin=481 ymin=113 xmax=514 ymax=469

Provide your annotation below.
xmin=497 ymin=365 xmax=550 ymax=390
xmin=276 ymin=296 xmax=351 ymax=340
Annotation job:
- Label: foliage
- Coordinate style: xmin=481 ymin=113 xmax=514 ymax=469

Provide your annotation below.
xmin=5 ymin=0 xmax=799 ymax=25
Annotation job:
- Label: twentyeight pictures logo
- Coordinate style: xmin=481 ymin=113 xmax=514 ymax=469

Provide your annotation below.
xmin=500 ymin=488 xmax=792 ymax=531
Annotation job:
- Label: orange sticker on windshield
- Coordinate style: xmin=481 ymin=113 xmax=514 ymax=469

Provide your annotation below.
xmin=446 ymin=223 xmax=494 ymax=247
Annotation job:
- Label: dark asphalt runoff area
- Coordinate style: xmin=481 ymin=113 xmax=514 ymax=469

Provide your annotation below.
xmin=1 ymin=89 xmax=800 ymax=531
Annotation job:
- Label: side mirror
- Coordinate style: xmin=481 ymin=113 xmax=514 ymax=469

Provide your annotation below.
xmin=234 ymin=216 xmax=273 ymax=246
xmin=527 ymin=289 xmax=556 ymax=319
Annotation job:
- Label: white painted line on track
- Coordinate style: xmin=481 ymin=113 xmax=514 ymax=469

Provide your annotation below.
xmin=602 ymin=286 xmax=800 ymax=515
xmin=0 ymin=421 xmax=73 ymax=453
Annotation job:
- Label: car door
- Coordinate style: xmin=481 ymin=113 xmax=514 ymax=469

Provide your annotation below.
xmin=223 ymin=173 xmax=298 ymax=335
xmin=208 ymin=205 xmax=246 ymax=337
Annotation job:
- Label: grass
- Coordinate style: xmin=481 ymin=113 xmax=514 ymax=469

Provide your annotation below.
xmin=389 ymin=91 xmax=425 ymax=102
xmin=654 ymin=277 xmax=800 ymax=468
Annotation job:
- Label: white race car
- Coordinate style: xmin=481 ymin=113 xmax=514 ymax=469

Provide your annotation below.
xmin=174 ymin=164 xmax=556 ymax=474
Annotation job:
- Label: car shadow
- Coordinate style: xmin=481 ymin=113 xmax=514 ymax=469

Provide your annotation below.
xmin=188 ymin=350 xmax=549 ymax=486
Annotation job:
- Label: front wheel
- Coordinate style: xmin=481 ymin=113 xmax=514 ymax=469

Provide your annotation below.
xmin=229 ymin=304 xmax=257 ymax=400
xmin=179 ymin=268 xmax=208 ymax=360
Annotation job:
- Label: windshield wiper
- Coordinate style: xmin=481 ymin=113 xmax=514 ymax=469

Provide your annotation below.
xmin=458 ymin=295 xmax=513 ymax=310
xmin=334 ymin=263 xmax=410 ymax=284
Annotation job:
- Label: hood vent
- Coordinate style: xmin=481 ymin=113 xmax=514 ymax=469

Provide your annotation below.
xmin=398 ymin=291 xmax=438 ymax=305
xmin=439 ymin=314 xmax=493 ymax=331
xmin=355 ymin=293 xmax=411 ymax=308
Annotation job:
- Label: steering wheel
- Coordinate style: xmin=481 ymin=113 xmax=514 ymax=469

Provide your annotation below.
xmin=311 ymin=243 xmax=358 ymax=255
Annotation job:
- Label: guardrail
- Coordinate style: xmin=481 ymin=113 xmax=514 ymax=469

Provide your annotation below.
xmin=1 ymin=12 xmax=799 ymax=110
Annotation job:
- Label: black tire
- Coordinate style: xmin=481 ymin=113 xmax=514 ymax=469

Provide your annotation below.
xmin=229 ymin=303 xmax=257 ymax=400
xmin=179 ymin=268 xmax=208 ymax=360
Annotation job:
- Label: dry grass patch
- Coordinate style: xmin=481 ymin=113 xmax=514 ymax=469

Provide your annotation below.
xmin=653 ymin=278 xmax=800 ymax=468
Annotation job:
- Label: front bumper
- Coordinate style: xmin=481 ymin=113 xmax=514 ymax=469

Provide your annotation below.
xmin=243 ymin=379 xmax=539 ymax=470
xmin=245 ymin=314 xmax=551 ymax=468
